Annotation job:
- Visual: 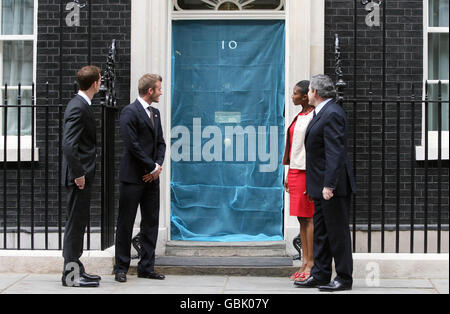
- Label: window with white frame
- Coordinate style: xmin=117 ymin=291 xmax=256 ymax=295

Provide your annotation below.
xmin=426 ymin=0 xmax=449 ymax=131
xmin=0 ymin=0 xmax=37 ymax=161
xmin=418 ymin=0 xmax=449 ymax=160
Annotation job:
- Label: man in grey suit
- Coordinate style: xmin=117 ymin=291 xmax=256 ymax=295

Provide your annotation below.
xmin=61 ymin=66 xmax=102 ymax=288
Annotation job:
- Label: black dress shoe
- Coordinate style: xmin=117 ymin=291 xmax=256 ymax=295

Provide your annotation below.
xmin=318 ymin=279 xmax=352 ymax=292
xmin=62 ymin=275 xmax=100 ymax=288
xmin=81 ymin=272 xmax=101 ymax=282
xmin=294 ymin=276 xmax=328 ymax=288
xmin=115 ymin=272 xmax=127 ymax=283
xmin=137 ymin=271 xmax=165 ymax=280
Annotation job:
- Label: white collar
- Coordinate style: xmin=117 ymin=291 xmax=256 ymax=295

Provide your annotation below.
xmin=315 ymin=98 xmax=333 ymax=115
xmin=137 ymin=97 xmax=152 ymax=110
xmin=77 ymin=91 xmax=92 ymax=106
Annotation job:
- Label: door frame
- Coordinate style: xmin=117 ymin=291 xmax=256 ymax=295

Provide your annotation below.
xmin=130 ymin=0 xmax=325 ymax=252
xmin=167 ymin=4 xmax=287 ymax=243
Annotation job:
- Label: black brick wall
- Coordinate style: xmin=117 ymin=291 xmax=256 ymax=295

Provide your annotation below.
xmin=1 ymin=1 xmax=447 ymax=249
xmin=325 ymin=0 xmax=449 ymax=228
xmin=0 ymin=0 xmax=130 ymax=234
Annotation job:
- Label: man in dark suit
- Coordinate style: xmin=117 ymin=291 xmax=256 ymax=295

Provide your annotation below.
xmin=114 ymin=74 xmax=166 ymax=283
xmin=61 ymin=66 xmax=102 ymax=288
xmin=295 ymin=74 xmax=356 ymax=292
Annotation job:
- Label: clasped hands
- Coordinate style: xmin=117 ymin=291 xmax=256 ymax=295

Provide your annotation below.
xmin=142 ymin=164 xmax=163 ymax=183
xmin=322 ymin=187 xmax=334 ymax=200
xmin=74 ymin=176 xmax=85 ymax=190
xmin=284 ymin=180 xmax=334 ymax=201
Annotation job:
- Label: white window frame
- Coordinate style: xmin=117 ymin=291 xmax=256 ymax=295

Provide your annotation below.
xmin=172 ymin=0 xmax=285 ymax=14
xmin=0 ymin=0 xmax=39 ymax=162
xmin=416 ymin=0 xmax=449 ymax=160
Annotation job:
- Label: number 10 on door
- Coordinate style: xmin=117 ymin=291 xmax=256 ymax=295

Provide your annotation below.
xmin=222 ymin=41 xmax=238 ymax=50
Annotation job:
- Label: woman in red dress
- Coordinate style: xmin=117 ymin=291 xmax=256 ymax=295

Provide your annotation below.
xmin=282 ymin=81 xmax=315 ymax=282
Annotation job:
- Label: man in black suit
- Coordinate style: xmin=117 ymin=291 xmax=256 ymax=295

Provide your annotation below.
xmin=295 ymin=74 xmax=356 ymax=292
xmin=114 ymin=74 xmax=166 ymax=283
xmin=61 ymin=66 xmax=102 ymax=288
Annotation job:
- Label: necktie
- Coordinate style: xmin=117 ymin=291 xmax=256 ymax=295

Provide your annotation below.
xmin=147 ymin=107 xmax=155 ymax=127
xmin=313 ymin=110 xmax=317 ymax=118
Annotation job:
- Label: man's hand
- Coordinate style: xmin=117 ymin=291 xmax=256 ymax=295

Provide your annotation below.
xmin=284 ymin=180 xmax=289 ymax=193
xmin=151 ymin=165 xmax=163 ymax=181
xmin=143 ymin=165 xmax=163 ymax=183
xmin=74 ymin=176 xmax=85 ymax=190
xmin=322 ymin=187 xmax=334 ymax=200
xmin=142 ymin=173 xmax=153 ymax=183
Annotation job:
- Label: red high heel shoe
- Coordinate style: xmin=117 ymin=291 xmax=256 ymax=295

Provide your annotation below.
xmin=294 ymin=272 xmax=311 ymax=282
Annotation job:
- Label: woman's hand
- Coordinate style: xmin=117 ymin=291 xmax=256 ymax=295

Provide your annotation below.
xmin=284 ymin=180 xmax=289 ymax=193
xmin=304 ymin=190 xmax=313 ymax=202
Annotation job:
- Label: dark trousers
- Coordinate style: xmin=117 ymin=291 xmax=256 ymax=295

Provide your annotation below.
xmin=311 ymin=196 xmax=353 ymax=284
xmin=62 ymin=181 xmax=92 ymax=275
xmin=114 ymin=181 xmax=160 ymax=274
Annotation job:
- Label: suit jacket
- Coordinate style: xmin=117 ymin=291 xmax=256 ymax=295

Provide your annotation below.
xmin=62 ymin=95 xmax=97 ymax=187
xmin=305 ymin=99 xmax=356 ymax=199
xmin=119 ymin=99 xmax=166 ymax=184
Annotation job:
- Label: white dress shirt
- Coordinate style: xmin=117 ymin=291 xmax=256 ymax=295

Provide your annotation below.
xmin=78 ymin=91 xmax=92 ymax=106
xmin=137 ymin=97 xmax=152 ymax=119
xmin=314 ymin=98 xmax=333 ymax=116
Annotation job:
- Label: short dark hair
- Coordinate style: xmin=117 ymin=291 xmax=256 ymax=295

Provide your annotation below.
xmin=77 ymin=66 xmax=101 ymax=91
xmin=295 ymin=80 xmax=310 ymax=96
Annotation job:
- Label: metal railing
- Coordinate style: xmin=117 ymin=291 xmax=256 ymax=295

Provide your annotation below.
xmin=334 ymin=33 xmax=449 ymax=253
xmin=344 ymin=82 xmax=449 ymax=253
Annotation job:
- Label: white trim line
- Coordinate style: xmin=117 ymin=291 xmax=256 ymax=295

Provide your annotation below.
xmin=0 ymin=35 xmax=35 ymax=40
xmin=428 ymin=27 xmax=450 ymax=33
xmin=415 ymin=130 xmax=449 ymax=161
xmin=172 ymin=10 xmax=285 ymax=20
xmin=427 ymin=80 xmax=449 ymax=84
xmin=166 ymin=2 xmax=173 ymax=242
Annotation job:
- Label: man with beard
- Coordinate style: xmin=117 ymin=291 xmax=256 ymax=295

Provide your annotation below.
xmin=114 ymin=74 xmax=166 ymax=283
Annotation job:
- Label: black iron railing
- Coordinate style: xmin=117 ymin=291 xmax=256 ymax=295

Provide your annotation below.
xmin=344 ymin=82 xmax=448 ymax=253
xmin=335 ymin=34 xmax=449 ymax=253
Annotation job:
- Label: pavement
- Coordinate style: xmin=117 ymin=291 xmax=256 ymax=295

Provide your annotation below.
xmin=0 ymin=273 xmax=448 ymax=294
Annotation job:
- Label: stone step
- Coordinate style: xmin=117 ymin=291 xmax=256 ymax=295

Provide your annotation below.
xmin=129 ymin=256 xmax=297 ymax=277
xmin=164 ymin=241 xmax=288 ymax=257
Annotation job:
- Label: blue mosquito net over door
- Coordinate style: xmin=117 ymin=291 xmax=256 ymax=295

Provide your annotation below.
xmin=171 ymin=20 xmax=285 ymax=242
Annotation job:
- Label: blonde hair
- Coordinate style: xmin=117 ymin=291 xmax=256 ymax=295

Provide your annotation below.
xmin=138 ymin=74 xmax=162 ymax=97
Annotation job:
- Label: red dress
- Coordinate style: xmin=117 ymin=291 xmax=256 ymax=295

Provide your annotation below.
xmin=288 ymin=113 xmax=315 ymax=218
